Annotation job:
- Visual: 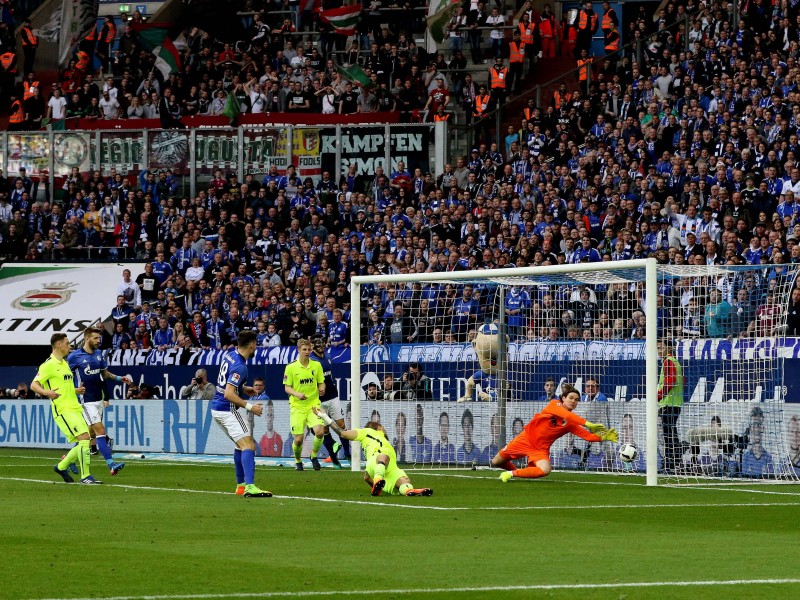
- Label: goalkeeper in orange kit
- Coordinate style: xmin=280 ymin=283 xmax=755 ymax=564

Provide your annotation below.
xmin=492 ymin=383 xmax=618 ymax=482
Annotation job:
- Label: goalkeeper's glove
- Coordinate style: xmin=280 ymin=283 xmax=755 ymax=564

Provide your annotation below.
xmin=600 ymin=428 xmax=618 ymax=443
xmin=478 ymin=391 xmax=492 ymax=402
xmin=584 ymin=421 xmax=606 ymax=434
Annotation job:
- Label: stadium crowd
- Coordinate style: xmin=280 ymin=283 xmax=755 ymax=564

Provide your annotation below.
xmin=3 ymin=0 xmax=800 ymax=348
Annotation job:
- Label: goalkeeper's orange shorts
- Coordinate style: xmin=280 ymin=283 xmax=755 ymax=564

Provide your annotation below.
xmin=499 ymin=433 xmax=550 ymax=464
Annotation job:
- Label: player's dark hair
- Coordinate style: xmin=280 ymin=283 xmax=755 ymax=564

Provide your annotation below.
xmin=50 ymin=332 xmax=68 ymax=347
xmin=561 ymin=383 xmax=577 ymax=398
xmin=237 ymin=330 xmax=257 ymax=347
xmin=461 ymin=409 xmax=474 ymax=427
xmin=84 ymin=326 xmax=103 ymax=337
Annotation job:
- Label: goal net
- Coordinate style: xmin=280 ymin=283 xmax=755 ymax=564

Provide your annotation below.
xmin=349 ymin=260 xmax=800 ymax=484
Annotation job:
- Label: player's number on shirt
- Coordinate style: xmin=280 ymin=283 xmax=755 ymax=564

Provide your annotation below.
xmin=217 ymin=361 xmax=229 ymax=388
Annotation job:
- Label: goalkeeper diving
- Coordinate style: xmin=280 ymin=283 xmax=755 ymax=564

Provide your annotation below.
xmin=312 ymin=406 xmax=432 ymax=497
xmin=491 ymin=383 xmax=617 ymax=482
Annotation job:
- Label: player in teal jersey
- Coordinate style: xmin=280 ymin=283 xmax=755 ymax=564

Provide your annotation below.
xmin=312 ymin=406 xmax=432 ymax=497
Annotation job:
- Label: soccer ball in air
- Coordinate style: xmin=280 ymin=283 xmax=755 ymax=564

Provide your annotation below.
xmin=478 ymin=323 xmax=499 ymax=336
xmin=618 ymin=443 xmax=638 ymax=463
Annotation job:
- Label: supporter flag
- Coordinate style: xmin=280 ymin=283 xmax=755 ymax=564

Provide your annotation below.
xmin=36 ymin=0 xmax=100 ymax=66
xmin=41 ymin=117 xmax=66 ymax=131
xmin=320 ymin=4 xmax=362 ymax=35
xmin=129 ymin=21 xmax=172 ymax=50
xmin=426 ymin=0 xmax=461 ymax=45
xmin=336 ymin=64 xmax=374 ymax=89
xmin=153 ymin=39 xmax=181 ymax=78
xmin=130 ymin=21 xmax=182 ymax=78
xmin=223 ymin=92 xmax=240 ymax=125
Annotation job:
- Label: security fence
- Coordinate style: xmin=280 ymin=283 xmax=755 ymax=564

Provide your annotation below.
xmin=2 ymin=123 xmax=437 ymax=203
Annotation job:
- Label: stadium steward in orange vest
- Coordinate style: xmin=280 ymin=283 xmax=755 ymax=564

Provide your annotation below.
xmin=508 ymin=31 xmax=525 ymax=95
xmin=20 ymin=19 xmax=38 ymax=75
xmin=489 ymin=56 xmax=508 ymax=106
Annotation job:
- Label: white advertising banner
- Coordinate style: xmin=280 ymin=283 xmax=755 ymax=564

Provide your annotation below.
xmin=1 ymin=399 xmax=797 ymax=477
xmin=0 ymin=263 xmax=136 ymax=345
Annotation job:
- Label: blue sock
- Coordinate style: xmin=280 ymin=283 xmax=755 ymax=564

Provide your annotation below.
xmin=242 ymin=449 xmax=256 ymax=485
xmin=233 ymin=449 xmax=245 ymax=484
xmin=342 ymin=438 xmax=352 ymax=460
xmin=96 ymin=435 xmax=114 ymax=466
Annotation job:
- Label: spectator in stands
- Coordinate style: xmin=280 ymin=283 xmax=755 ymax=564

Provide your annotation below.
xmin=383 ymin=304 xmax=417 ymax=344
xmin=704 ymin=290 xmax=731 ymax=338
xmin=179 ymin=368 xmax=216 ymax=400
xmin=400 ymin=362 xmax=433 ymax=402
xmin=153 ymin=317 xmax=174 ymax=351
xmin=538 ymin=377 xmax=558 ymax=402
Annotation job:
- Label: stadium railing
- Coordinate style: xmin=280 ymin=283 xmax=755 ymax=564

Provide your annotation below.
xmin=1 ymin=122 xmax=439 ymax=203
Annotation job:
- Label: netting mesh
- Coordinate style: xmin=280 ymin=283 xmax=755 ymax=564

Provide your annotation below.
xmin=355 ymin=263 xmax=800 ymax=481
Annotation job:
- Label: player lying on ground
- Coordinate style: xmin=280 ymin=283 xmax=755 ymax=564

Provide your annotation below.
xmin=31 ymin=332 xmax=102 ymax=484
xmin=491 ymin=383 xmax=618 ymax=482
xmin=312 ymin=406 xmax=432 ymax=497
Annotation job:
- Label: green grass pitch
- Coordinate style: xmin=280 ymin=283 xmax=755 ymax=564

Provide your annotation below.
xmin=2 ymin=448 xmax=800 ymax=600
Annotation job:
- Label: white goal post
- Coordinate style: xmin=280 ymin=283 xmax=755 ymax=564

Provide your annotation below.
xmin=348 ymin=259 xmax=661 ymax=485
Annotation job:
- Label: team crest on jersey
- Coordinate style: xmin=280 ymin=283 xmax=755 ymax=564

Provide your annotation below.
xmin=12 ymin=282 xmax=76 ymax=311
xmin=231 ymin=373 xmax=241 ymax=383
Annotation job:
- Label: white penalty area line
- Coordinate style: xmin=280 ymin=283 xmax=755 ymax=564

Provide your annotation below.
xmin=27 ymin=578 xmax=800 ymax=600
xmin=669 ymin=485 xmax=800 ymax=497
xmin=2 ymin=476 xmax=800 ymax=512
xmin=418 ymin=472 xmax=800 ymax=496
xmin=0 ymin=454 xmax=57 ymax=461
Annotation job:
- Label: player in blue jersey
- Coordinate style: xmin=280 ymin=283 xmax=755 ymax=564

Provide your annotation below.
xmin=67 ymin=327 xmax=133 ymax=476
xmin=311 ymin=335 xmax=351 ymax=467
xmin=209 ymin=330 xmax=272 ymax=497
